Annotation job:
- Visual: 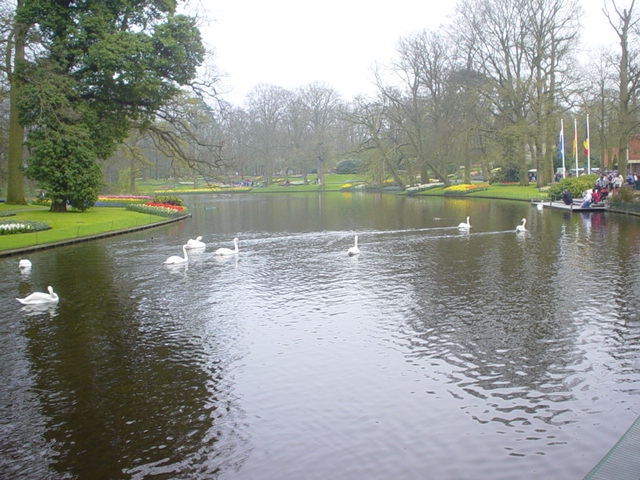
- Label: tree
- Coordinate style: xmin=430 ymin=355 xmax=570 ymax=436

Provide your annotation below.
xmin=604 ymin=0 xmax=640 ymax=175
xmin=16 ymin=0 xmax=205 ymax=211
xmin=3 ymin=0 xmax=28 ymax=205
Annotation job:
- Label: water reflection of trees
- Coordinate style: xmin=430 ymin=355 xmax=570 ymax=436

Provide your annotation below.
xmin=19 ymin=243 xmax=248 ymax=479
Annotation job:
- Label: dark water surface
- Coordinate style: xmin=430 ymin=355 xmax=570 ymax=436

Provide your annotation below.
xmin=1 ymin=193 xmax=639 ymax=479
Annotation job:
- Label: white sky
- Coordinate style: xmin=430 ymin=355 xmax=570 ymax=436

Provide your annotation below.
xmin=203 ymin=0 xmax=620 ymax=106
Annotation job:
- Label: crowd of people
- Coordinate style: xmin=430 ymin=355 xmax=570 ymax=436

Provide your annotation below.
xmin=561 ymin=170 xmax=638 ymax=208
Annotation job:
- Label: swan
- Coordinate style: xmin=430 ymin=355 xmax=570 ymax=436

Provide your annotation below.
xmin=164 ymin=244 xmax=189 ymax=264
xmin=19 ymin=259 xmax=32 ymax=269
xmin=536 ymin=203 xmax=544 ymax=211
xmin=348 ymin=235 xmax=360 ymax=256
xmin=458 ymin=216 xmax=471 ymax=230
xmin=215 ymin=237 xmax=239 ymax=255
xmin=516 ymin=218 xmax=527 ymax=232
xmin=186 ymin=236 xmax=206 ymax=249
xmin=16 ymin=286 xmax=59 ymax=305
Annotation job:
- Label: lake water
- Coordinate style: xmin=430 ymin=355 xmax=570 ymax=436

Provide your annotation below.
xmin=1 ymin=193 xmax=639 ymax=479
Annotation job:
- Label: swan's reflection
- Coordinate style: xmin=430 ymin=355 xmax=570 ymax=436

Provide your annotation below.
xmin=20 ymin=302 xmax=58 ymax=319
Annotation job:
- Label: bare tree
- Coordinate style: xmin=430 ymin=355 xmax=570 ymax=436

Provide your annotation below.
xmin=604 ymin=0 xmax=640 ymax=174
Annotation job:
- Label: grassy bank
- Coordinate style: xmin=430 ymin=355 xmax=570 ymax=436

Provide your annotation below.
xmin=414 ymin=184 xmax=549 ymax=200
xmin=0 ymin=205 xmax=168 ymax=251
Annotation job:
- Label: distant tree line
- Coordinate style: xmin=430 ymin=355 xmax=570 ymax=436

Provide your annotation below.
xmin=1 ymin=0 xmax=639 ymax=204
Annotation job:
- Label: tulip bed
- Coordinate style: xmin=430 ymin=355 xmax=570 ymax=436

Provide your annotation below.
xmin=0 ymin=220 xmax=50 ymax=235
xmin=443 ymin=184 xmax=490 ymax=195
xmin=126 ymin=202 xmax=187 ymax=217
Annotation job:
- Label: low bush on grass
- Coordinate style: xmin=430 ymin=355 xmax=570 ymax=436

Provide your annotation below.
xmin=548 ymin=175 xmax=597 ymax=200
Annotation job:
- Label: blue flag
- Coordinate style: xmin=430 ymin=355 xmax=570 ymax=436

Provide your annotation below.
xmin=558 ymin=124 xmax=564 ymax=160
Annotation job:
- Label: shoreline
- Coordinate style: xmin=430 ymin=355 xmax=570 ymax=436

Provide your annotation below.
xmin=0 ymin=213 xmax=190 ymax=258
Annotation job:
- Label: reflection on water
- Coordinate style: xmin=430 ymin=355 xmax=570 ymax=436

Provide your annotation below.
xmin=1 ymin=194 xmax=639 ymax=480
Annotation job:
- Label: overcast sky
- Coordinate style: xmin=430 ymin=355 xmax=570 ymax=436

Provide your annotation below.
xmin=203 ymin=0 xmax=619 ymax=105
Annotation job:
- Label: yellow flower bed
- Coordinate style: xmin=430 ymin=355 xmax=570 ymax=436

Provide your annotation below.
xmin=443 ymin=183 xmax=490 ymax=195
xmin=155 ymin=186 xmax=252 ymax=194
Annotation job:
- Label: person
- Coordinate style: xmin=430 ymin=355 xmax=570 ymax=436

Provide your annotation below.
xmin=591 ymin=188 xmax=600 ymax=203
xmin=613 ymin=172 xmax=624 ymax=193
xmin=580 ymin=189 xmax=593 ymax=208
xmin=596 ymin=173 xmax=607 ymax=190
xmin=628 ymin=172 xmax=636 ymax=189
xmin=634 ymin=172 xmax=639 ymax=190
xmin=561 ymin=189 xmax=573 ymax=205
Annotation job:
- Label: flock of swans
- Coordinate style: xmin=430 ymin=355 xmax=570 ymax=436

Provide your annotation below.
xmin=163 ymin=237 xmax=240 ymax=265
xmin=14 ymin=215 xmax=528 ymax=306
xmin=457 ymin=216 xmax=528 ymax=233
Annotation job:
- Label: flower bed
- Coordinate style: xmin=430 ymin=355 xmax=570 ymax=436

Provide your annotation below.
xmin=406 ymin=183 xmax=444 ymax=195
xmin=96 ymin=195 xmax=153 ymax=206
xmin=126 ymin=203 xmax=187 ymax=217
xmin=0 ymin=220 xmax=50 ymax=235
xmin=154 ymin=186 xmax=252 ymax=194
xmin=443 ymin=184 xmax=490 ymax=195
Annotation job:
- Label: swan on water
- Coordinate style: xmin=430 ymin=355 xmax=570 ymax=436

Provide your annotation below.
xmin=19 ymin=259 xmax=32 ymax=270
xmin=537 ymin=203 xmax=544 ymax=211
xmin=215 ymin=238 xmax=239 ymax=255
xmin=186 ymin=236 xmax=206 ymax=249
xmin=164 ymin=244 xmax=189 ymax=264
xmin=516 ymin=218 xmax=527 ymax=232
xmin=16 ymin=286 xmax=59 ymax=305
xmin=458 ymin=216 xmax=471 ymax=230
xmin=348 ymin=235 xmax=360 ymax=256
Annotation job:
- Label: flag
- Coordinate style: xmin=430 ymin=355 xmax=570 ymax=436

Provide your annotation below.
xmin=558 ymin=123 xmax=564 ymax=159
xmin=583 ymin=117 xmax=590 ymax=157
xmin=572 ymin=124 xmax=577 ymax=156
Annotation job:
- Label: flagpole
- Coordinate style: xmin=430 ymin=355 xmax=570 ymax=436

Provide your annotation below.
xmin=585 ymin=114 xmax=591 ymax=175
xmin=561 ymin=119 xmax=566 ymax=178
xmin=574 ymin=118 xmax=578 ymax=176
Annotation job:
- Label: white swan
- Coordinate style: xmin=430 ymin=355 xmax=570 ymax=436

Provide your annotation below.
xmin=537 ymin=203 xmax=544 ymax=211
xmin=19 ymin=259 xmax=32 ymax=270
xmin=516 ymin=218 xmax=527 ymax=232
xmin=186 ymin=236 xmax=206 ymax=249
xmin=458 ymin=216 xmax=471 ymax=230
xmin=164 ymin=244 xmax=189 ymax=264
xmin=16 ymin=286 xmax=59 ymax=305
xmin=215 ymin=237 xmax=239 ymax=255
xmin=348 ymin=235 xmax=360 ymax=256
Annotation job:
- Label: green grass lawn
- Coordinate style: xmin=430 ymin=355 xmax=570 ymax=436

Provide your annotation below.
xmin=0 ymin=205 xmax=167 ymax=251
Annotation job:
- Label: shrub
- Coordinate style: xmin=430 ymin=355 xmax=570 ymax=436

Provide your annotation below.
xmin=336 ymin=159 xmax=361 ymax=174
xmin=548 ymin=175 xmax=597 ymax=200
xmin=490 ymin=166 xmax=520 ymax=184
xmin=152 ymin=195 xmax=183 ymax=206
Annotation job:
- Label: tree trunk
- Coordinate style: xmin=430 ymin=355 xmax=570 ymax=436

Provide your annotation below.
xmin=6 ymin=7 xmax=27 ymax=206
xmin=50 ymin=201 xmax=67 ymax=212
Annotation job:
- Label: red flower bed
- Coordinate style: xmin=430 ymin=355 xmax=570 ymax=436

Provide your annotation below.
xmin=144 ymin=202 xmax=185 ymax=211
